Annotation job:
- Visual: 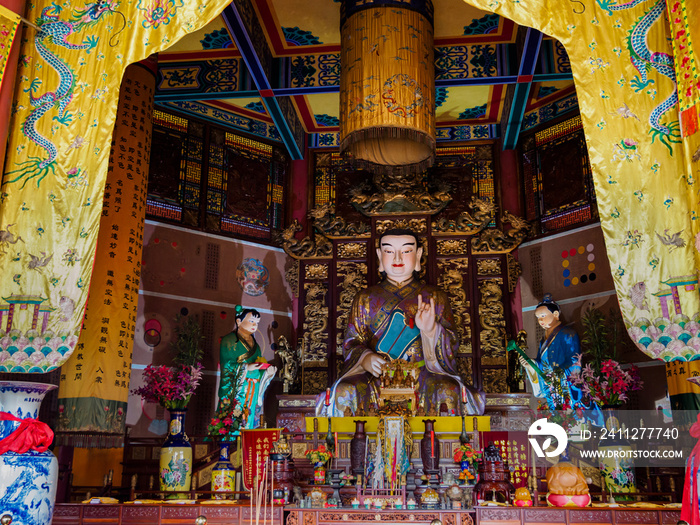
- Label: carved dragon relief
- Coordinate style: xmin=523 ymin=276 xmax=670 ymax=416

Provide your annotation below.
xmin=437 ymin=259 xmax=473 ymax=386
xmin=335 ymin=262 xmax=368 ymax=357
xmin=348 ymin=171 xmax=452 ymax=216
xmin=302 ymin=281 xmax=329 ymax=366
xmin=472 ymin=211 xmax=533 ymax=254
xmin=432 ymin=197 xmax=495 ymax=235
xmin=308 ymin=203 xmax=370 ymax=238
xmin=275 ymin=219 xmax=332 ymax=259
xmin=437 ymin=259 xmax=471 ymax=355
xmin=478 ymin=278 xmax=506 ymax=366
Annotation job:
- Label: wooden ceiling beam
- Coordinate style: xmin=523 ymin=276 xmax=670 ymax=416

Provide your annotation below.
xmin=221 ymin=0 xmax=304 ymax=159
xmin=501 ymin=27 xmax=543 ymax=150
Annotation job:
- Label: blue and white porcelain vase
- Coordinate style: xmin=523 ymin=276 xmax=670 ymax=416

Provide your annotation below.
xmin=0 ymin=380 xmax=58 ymax=525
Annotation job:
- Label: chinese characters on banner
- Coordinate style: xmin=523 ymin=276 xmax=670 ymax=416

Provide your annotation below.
xmin=242 ymin=429 xmax=281 ymax=491
xmin=481 ymin=431 xmax=529 ymax=488
xmin=57 ymin=63 xmax=154 ymax=446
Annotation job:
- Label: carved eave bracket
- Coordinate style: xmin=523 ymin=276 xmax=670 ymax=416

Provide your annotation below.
xmin=308 ymin=203 xmax=371 ymax=239
xmin=274 ymin=219 xmax=333 ymax=260
xmin=471 ymin=211 xmax=533 ymax=254
xmin=432 ymin=197 xmax=495 ymax=235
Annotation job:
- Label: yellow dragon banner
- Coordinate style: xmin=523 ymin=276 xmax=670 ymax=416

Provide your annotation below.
xmin=462 ymin=0 xmax=700 ymax=363
xmin=0 ymin=0 xmax=231 ymax=373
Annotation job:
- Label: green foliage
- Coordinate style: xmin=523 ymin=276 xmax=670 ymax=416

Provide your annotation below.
xmin=581 ymin=307 xmax=627 ymax=372
xmin=171 ymin=314 xmax=204 ymax=366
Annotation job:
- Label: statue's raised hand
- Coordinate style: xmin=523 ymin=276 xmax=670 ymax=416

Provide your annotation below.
xmin=415 ymin=294 xmax=437 ymax=336
xmin=360 ymin=353 xmax=388 ymax=377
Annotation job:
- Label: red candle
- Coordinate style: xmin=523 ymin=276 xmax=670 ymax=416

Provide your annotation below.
xmin=325 ymin=388 xmax=331 ymax=406
xmin=430 ymin=430 xmax=435 ymax=459
xmin=335 ymin=432 xmax=339 ymax=454
xmin=461 ymin=385 xmax=467 ymax=404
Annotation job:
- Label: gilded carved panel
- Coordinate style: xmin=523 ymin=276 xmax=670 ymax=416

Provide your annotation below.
xmin=478 ymin=278 xmax=506 ymax=366
xmin=306 ymin=263 xmax=329 ymax=280
xmin=507 ymin=253 xmax=522 ymax=293
xmin=302 ymin=369 xmax=328 ymax=396
xmin=285 ymin=259 xmax=300 ymax=297
xmin=376 ymin=218 xmax=427 ymax=234
xmin=302 ymin=282 xmax=329 ymax=365
xmin=436 ymin=238 xmax=469 ymax=256
xmin=482 ymin=368 xmax=507 ymax=393
xmin=437 ymin=259 xmax=471 ymax=354
xmin=476 ymin=258 xmax=501 ymax=275
xmin=337 ymin=242 xmax=367 ymax=259
xmin=336 ymin=261 xmax=368 ymax=355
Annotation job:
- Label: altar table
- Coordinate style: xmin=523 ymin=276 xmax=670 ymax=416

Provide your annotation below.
xmin=475 ymin=506 xmax=681 ymax=525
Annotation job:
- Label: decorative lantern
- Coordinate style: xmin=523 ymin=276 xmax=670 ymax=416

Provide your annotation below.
xmin=340 ymin=0 xmax=435 ymax=174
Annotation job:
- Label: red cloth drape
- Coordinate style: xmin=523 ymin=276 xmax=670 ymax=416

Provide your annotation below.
xmin=0 ymin=411 xmax=53 ymax=454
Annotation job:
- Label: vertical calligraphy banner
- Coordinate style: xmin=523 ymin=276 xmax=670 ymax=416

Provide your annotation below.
xmin=241 ymin=428 xmax=281 ymax=491
xmin=56 ymin=62 xmax=153 ymax=447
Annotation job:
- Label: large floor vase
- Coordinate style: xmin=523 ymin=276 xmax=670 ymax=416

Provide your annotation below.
xmin=0 ymin=380 xmax=58 ymax=525
xmin=160 ymin=409 xmax=192 ymax=498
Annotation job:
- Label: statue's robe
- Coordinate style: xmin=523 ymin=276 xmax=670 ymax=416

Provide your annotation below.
xmin=218 ymin=331 xmax=275 ymax=431
xmin=323 ymin=279 xmax=485 ymax=416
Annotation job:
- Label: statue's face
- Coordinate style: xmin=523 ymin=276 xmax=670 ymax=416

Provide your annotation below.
xmin=237 ymin=312 xmax=260 ymax=335
xmin=377 ymin=234 xmax=422 ymax=283
xmin=535 ymin=306 xmax=559 ymax=330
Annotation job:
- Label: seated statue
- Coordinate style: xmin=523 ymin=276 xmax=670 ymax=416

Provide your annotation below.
xmin=319 ymin=228 xmax=485 ymax=416
xmin=217 ymin=306 xmax=277 ymax=431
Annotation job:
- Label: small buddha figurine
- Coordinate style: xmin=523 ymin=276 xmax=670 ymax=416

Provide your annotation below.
xmin=545 ymin=450 xmax=591 ymax=507
xmin=514 ymin=487 xmax=533 ymax=507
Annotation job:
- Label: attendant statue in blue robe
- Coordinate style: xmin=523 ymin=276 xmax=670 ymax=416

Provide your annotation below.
xmin=519 ymin=295 xmax=585 ymax=412
xmin=320 ymin=229 xmax=485 ymax=417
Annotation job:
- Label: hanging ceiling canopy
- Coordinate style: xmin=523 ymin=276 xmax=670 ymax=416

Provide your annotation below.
xmin=153 ymin=0 xmax=576 ymax=159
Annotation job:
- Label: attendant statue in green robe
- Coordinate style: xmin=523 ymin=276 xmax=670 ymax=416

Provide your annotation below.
xmin=320 ymin=228 xmax=485 ymax=417
xmin=217 ymin=306 xmax=276 ymax=431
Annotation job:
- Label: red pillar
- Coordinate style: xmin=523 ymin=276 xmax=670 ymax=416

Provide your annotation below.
xmin=288 ymin=155 xmax=310 ymax=335
xmin=0 ymin=0 xmax=26 ymax=172
xmin=500 ymin=147 xmax=524 ymax=333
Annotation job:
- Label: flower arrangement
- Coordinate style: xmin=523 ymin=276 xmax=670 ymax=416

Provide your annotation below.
xmin=536 ymin=365 xmax=580 ymax=432
xmin=207 ymin=397 xmax=245 ymax=440
xmin=132 ymin=363 xmax=202 ymax=409
xmin=132 ymin=314 xmax=204 ymax=410
xmin=452 ymin=443 xmax=481 ymax=465
xmin=306 ymin=445 xmax=333 ymax=465
xmin=569 ymin=357 xmax=643 ymax=407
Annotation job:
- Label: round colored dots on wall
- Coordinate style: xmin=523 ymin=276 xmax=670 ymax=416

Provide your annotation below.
xmin=562 ymin=250 xmax=569 ymax=258
xmin=562 ymin=260 xmax=570 ymax=268
xmin=587 ymin=253 xmax=595 ymax=262
xmin=580 ymin=275 xmax=588 ymax=283
xmin=564 ymin=279 xmax=571 ymax=287
xmin=589 ymin=273 xmax=597 ymax=281
xmin=569 ymin=248 xmax=577 ymax=257
xmin=563 ymin=269 xmax=570 ymax=277
xmin=587 ymin=244 xmax=594 ymax=252
xmin=572 ymin=277 xmax=579 ymax=285
xmin=588 ymin=263 xmax=595 ymax=271
xmin=578 ymin=246 xmax=585 ymax=254
xmin=560 ymin=243 xmax=596 ymax=287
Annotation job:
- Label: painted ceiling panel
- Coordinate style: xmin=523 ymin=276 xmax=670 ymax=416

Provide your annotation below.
xmin=435 ymin=86 xmax=501 ymax=126
xmin=164 ymin=17 xmax=236 ymax=53
xmin=154 ymin=0 xmax=577 ymax=151
xmin=433 ymin=0 xmax=517 ymax=43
